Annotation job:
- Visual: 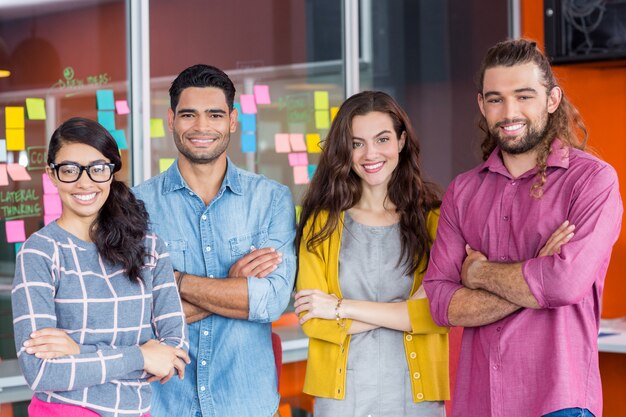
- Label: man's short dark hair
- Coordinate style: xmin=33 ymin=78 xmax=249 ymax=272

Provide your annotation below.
xmin=169 ymin=64 xmax=236 ymax=112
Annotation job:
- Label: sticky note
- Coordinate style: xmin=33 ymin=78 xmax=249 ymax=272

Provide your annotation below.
xmin=44 ymin=215 xmax=59 ymax=226
xmin=289 ymin=134 xmax=307 ymax=152
xmin=240 ymin=114 xmax=257 ymax=132
xmin=42 ymin=172 xmax=57 ymax=194
xmin=288 ymin=152 xmax=308 ymax=167
xmin=96 ymin=89 xmax=115 ymax=110
xmin=6 ymin=129 xmax=25 ymax=151
xmin=306 ymin=133 xmax=321 ymax=153
xmin=111 ymin=129 xmax=128 ymax=150
xmin=159 ymin=158 xmax=175 ymax=173
xmin=25 ymin=98 xmax=47 ymax=120
xmin=6 ymin=163 xmax=31 ymax=181
xmin=253 ymin=85 xmax=271 ymax=104
xmin=241 ymin=133 xmax=257 ymax=153
xmin=275 ymin=134 xmax=291 ymax=153
xmin=315 ymin=110 xmax=330 ymax=129
xmin=150 ymin=118 xmax=166 ymax=138
xmin=314 ymin=91 xmax=329 ymax=110
xmin=98 ymin=111 xmax=116 ymax=131
xmin=293 ymin=166 xmax=309 ymax=185
xmin=115 ymin=100 xmax=130 ymax=115
xmin=0 ymin=139 xmax=6 ymax=162
xmin=44 ymin=194 xmax=62 ymax=215
xmin=295 ymin=205 xmax=302 ymax=224
xmin=0 ymin=164 xmax=7 ymax=186
xmin=6 ymin=107 xmax=25 ymax=129
xmin=15 ymin=242 xmax=23 ymax=252
xmin=233 ymin=103 xmax=241 ymax=121
xmin=308 ymin=164 xmax=317 ymax=179
xmin=330 ymin=106 xmax=339 ymax=121
xmin=240 ymin=95 xmax=257 ymax=114
xmin=5 ymin=220 xmax=26 ymax=243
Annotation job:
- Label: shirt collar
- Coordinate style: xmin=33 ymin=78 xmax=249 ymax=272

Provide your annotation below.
xmin=480 ymin=138 xmax=570 ymax=177
xmin=161 ymin=156 xmax=244 ymax=196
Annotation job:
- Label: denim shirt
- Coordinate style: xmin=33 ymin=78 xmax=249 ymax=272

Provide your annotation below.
xmin=133 ymin=158 xmax=296 ymax=417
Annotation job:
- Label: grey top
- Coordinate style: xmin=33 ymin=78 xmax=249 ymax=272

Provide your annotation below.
xmin=12 ymin=221 xmax=188 ymax=417
xmin=314 ymin=213 xmax=444 ymax=417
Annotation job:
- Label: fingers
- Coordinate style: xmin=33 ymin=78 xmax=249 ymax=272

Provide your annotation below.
xmin=147 ymin=375 xmax=161 ymax=383
xmin=160 ymin=368 xmax=176 ymax=385
xmin=539 ymin=221 xmax=575 ymax=257
xmin=175 ymin=348 xmax=191 ymax=364
xmin=173 ymin=357 xmax=187 ymax=380
xmin=299 ymin=312 xmax=313 ymax=325
xmin=229 ymin=247 xmax=283 ymax=278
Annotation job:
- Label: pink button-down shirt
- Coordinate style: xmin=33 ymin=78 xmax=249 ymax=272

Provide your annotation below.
xmin=424 ymin=140 xmax=622 ymax=417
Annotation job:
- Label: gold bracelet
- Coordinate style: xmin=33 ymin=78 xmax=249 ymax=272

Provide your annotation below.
xmin=335 ymin=298 xmax=345 ymax=327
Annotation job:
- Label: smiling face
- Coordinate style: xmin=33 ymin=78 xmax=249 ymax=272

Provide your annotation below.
xmin=350 ymin=111 xmax=405 ymax=191
xmin=478 ymin=62 xmax=561 ymax=155
xmin=168 ymin=86 xmax=238 ymax=166
xmin=47 ymin=142 xmax=112 ymax=229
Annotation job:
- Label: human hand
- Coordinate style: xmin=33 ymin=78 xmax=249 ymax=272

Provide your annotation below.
xmin=538 ymin=220 xmax=575 ymax=257
xmin=229 ymin=246 xmax=282 ymax=278
xmin=23 ymin=328 xmax=80 ymax=359
xmin=461 ymin=245 xmax=488 ymax=289
xmin=294 ymin=289 xmax=340 ymax=324
xmin=140 ymin=339 xmax=190 ymax=384
xmin=182 ymin=300 xmax=212 ymax=324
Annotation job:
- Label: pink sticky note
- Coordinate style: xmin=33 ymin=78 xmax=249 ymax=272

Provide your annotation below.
xmin=0 ymin=164 xmax=7 ymax=186
xmin=6 ymin=220 xmax=26 ymax=243
xmin=240 ymin=94 xmax=257 ymax=114
xmin=42 ymin=172 xmax=57 ymax=194
xmin=293 ymin=166 xmax=309 ymax=185
xmin=44 ymin=194 xmax=62 ymax=215
xmin=115 ymin=100 xmax=130 ymax=115
xmin=289 ymin=134 xmax=307 ymax=152
xmin=44 ymin=215 xmax=59 ymax=226
xmin=6 ymin=164 xmax=31 ymax=181
xmin=288 ymin=152 xmax=308 ymax=167
xmin=275 ymin=134 xmax=291 ymax=153
xmin=253 ymin=85 xmax=271 ymax=104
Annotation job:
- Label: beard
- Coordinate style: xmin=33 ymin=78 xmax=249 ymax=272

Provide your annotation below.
xmin=173 ymin=129 xmax=230 ymax=165
xmin=490 ymin=113 xmax=549 ymax=155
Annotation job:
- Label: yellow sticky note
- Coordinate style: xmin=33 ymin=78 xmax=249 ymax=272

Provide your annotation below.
xmin=295 ymin=205 xmax=302 ymax=224
xmin=306 ymin=133 xmax=321 ymax=153
xmin=25 ymin=98 xmax=47 ymax=120
xmin=6 ymin=128 xmax=25 ymax=151
xmin=314 ymin=91 xmax=329 ymax=110
xmin=315 ymin=110 xmax=330 ymax=129
xmin=330 ymin=106 xmax=339 ymax=121
xmin=6 ymin=107 xmax=25 ymax=129
xmin=159 ymin=158 xmax=175 ymax=173
xmin=150 ymin=118 xmax=165 ymax=138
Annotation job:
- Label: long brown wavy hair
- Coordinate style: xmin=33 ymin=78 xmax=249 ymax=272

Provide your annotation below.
xmin=296 ymin=91 xmax=441 ymax=275
xmin=477 ymin=39 xmax=588 ymax=197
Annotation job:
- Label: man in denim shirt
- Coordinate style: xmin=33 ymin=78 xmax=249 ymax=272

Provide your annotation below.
xmin=133 ymin=64 xmax=296 ymax=417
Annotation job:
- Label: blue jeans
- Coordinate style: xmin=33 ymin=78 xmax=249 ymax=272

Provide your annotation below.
xmin=542 ymin=408 xmax=595 ymax=417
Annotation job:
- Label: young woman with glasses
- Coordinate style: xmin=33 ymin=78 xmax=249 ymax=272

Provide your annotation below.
xmin=12 ymin=117 xmax=189 ymax=417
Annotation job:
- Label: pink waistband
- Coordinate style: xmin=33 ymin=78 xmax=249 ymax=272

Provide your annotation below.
xmin=29 ymin=396 xmax=150 ymax=417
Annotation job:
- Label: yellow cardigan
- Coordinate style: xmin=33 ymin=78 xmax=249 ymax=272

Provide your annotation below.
xmin=296 ymin=209 xmax=449 ymax=402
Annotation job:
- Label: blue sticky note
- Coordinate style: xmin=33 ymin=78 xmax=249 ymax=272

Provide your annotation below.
xmin=240 ymin=114 xmax=256 ymax=132
xmin=96 ymin=90 xmax=115 ymax=110
xmin=98 ymin=111 xmax=116 ymax=131
xmin=308 ymin=164 xmax=317 ymax=180
xmin=111 ymin=129 xmax=128 ymax=150
xmin=241 ymin=133 xmax=257 ymax=153
xmin=15 ymin=242 xmax=23 ymax=253
xmin=233 ymin=102 xmax=241 ymax=122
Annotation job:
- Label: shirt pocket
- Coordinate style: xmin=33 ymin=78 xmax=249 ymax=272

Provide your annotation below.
xmin=164 ymin=239 xmax=188 ymax=272
xmin=229 ymin=229 xmax=269 ymax=261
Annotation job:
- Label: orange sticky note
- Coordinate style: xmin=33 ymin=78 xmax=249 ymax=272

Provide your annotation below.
xmin=330 ymin=106 xmax=339 ymax=121
xmin=289 ymin=134 xmax=307 ymax=152
xmin=6 ymin=163 xmax=31 ymax=181
xmin=306 ymin=133 xmax=321 ymax=153
xmin=293 ymin=166 xmax=309 ymax=185
xmin=275 ymin=134 xmax=291 ymax=153
xmin=5 ymin=107 xmax=25 ymax=129
xmin=6 ymin=129 xmax=25 ymax=151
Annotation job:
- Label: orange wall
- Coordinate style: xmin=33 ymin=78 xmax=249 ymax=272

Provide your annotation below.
xmin=521 ymin=2 xmax=626 ymax=416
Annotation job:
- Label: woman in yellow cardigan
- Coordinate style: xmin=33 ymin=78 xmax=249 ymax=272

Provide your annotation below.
xmin=294 ymin=91 xmax=449 ymax=416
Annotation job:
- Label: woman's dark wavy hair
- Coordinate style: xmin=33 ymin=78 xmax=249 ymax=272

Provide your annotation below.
xmin=47 ymin=117 xmax=149 ymax=282
xmin=477 ymin=38 xmax=587 ymax=198
xmin=296 ymin=91 xmax=441 ymax=275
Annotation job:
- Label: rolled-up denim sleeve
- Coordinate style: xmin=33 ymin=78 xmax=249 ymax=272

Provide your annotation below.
xmin=247 ymin=186 xmax=297 ymax=322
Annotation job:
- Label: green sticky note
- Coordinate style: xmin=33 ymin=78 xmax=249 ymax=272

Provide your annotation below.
xmin=96 ymin=89 xmax=115 ymax=110
xmin=98 ymin=111 xmax=116 ymax=131
xmin=159 ymin=158 xmax=175 ymax=173
xmin=150 ymin=118 xmax=165 ymax=138
xmin=295 ymin=205 xmax=302 ymax=224
xmin=25 ymin=98 xmax=47 ymax=120
xmin=111 ymin=129 xmax=128 ymax=150
xmin=314 ymin=91 xmax=329 ymax=110
xmin=315 ymin=110 xmax=330 ymax=129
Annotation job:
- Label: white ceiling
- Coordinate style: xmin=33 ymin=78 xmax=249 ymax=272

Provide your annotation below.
xmin=0 ymin=0 xmax=119 ymax=20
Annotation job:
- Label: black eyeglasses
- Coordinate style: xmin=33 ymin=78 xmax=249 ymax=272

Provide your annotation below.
xmin=49 ymin=162 xmax=116 ymax=183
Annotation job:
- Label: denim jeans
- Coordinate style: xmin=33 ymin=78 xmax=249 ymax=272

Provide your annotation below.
xmin=542 ymin=408 xmax=595 ymax=417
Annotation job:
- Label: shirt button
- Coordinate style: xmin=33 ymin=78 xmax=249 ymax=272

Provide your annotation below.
xmin=503 ymin=216 xmax=509 ymax=221
xmin=200 ymin=386 xmax=206 ymax=391
xmin=201 ymin=215 xmax=207 ymax=220
xmin=413 ymin=372 xmax=421 ymax=379
xmin=201 ymin=360 xmax=207 ymax=366
xmin=203 ymin=330 xmax=209 ymax=336
xmin=409 ymin=352 xmax=417 ymax=359
xmin=500 ymin=255 xmax=506 ymax=260
xmin=205 ymin=246 xmax=211 ymax=252
xmin=492 ymin=365 xmax=499 ymax=370
xmin=511 ymin=181 xmax=516 ymax=185
xmin=209 ymin=274 xmax=214 ymax=278
xmin=496 ymin=327 xmax=502 ymax=332
xmin=338 ymin=368 xmax=342 ymax=374
xmin=188 ymin=191 xmax=194 ymax=196
xmin=405 ymin=335 xmax=413 ymax=341
xmin=416 ymin=393 xmax=424 ymax=400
